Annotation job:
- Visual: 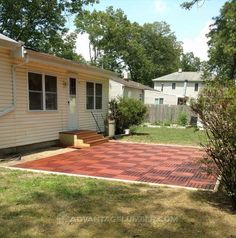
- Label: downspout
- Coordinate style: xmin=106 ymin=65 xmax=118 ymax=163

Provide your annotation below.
xmin=0 ymin=47 xmax=28 ymax=117
xmin=183 ymin=80 xmax=188 ymax=97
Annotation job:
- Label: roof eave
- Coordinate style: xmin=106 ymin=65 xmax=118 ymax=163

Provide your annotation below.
xmin=0 ymin=38 xmax=21 ymax=49
xmin=27 ymin=50 xmax=117 ymax=78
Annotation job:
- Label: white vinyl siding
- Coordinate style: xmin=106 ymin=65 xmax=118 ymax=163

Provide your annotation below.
xmin=0 ymin=48 xmax=13 ymax=109
xmin=109 ymin=80 xmax=124 ymax=100
xmin=79 ymin=74 xmax=108 ymax=132
xmin=144 ymin=90 xmax=178 ymax=105
xmin=0 ymin=48 xmax=109 ymax=149
xmin=123 ymin=87 xmax=143 ymax=100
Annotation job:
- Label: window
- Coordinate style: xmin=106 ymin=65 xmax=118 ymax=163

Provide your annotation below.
xmin=178 ymin=97 xmax=187 ymax=105
xmin=69 ymin=78 xmax=76 ymax=95
xmin=139 ymin=93 xmax=144 ymax=101
xmin=172 ymin=83 xmax=176 ymax=90
xmin=95 ymin=83 xmax=102 ymax=109
xmin=86 ymin=82 xmax=102 ymax=110
xmin=194 ymin=83 xmax=199 ymax=92
xmin=28 ymin=72 xmax=43 ymax=110
xmin=28 ymin=72 xmax=57 ymax=111
xmin=155 ymin=98 xmax=164 ymax=105
xmin=161 ymin=83 xmax=164 ymax=92
xmin=45 ymin=75 xmax=57 ymax=110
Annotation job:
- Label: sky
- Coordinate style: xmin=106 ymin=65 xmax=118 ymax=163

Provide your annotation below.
xmin=74 ymin=0 xmax=227 ymax=61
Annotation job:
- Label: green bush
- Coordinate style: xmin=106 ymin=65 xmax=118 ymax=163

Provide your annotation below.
xmin=109 ymin=98 xmax=147 ymax=134
xmin=177 ymin=112 xmax=188 ymax=126
xmin=154 ymin=121 xmax=162 ymax=125
xmin=129 ymin=125 xmax=138 ymax=134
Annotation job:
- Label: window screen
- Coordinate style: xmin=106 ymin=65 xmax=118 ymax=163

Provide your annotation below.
xmin=28 ymin=72 xmax=43 ymax=110
xmin=95 ymin=83 xmax=102 ymax=109
xmin=86 ymin=82 xmax=94 ymax=109
xmin=28 ymin=72 xmax=57 ymax=110
xmin=45 ymin=75 xmax=57 ymax=110
xmin=70 ymin=78 xmax=76 ymax=95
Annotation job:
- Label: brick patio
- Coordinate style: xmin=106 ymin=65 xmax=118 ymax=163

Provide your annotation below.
xmin=13 ymin=141 xmax=217 ymax=190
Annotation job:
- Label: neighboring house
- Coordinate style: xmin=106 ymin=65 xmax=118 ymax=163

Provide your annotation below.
xmin=109 ymin=77 xmax=150 ymax=101
xmin=144 ymin=90 xmax=178 ymax=105
xmin=0 ymin=34 xmax=116 ymax=152
xmin=109 ymin=77 xmax=177 ymax=105
xmin=152 ymin=70 xmax=204 ymax=105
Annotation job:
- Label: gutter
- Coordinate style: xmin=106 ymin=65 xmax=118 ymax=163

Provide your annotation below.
xmin=27 ymin=50 xmax=117 ymax=78
xmin=183 ymin=80 xmax=188 ymax=97
xmin=0 ymin=46 xmax=28 ymax=117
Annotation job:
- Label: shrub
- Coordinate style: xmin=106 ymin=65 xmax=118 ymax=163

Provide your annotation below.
xmin=177 ymin=112 xmax=188 ymax=126
xmin=163 ymin=121 xmax=171 ymax=126
xmin=109 ymin=98 xmax=147 ymax=134
xmin=129 ymin=125 xmax=138 ymax=134
xmin=154 ymin=121 xmax=162 ymax=125
xmin=191 ymin=80 xmax=236 ymax=210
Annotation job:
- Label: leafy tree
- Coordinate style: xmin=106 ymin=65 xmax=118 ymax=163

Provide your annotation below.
xmin=182 ymin=0 xmax=236 ymax=80
xmin=75 ymin=7 xmax=182 ymax=85
xmin=181 ymin=0 xmax=206 ymax=9
xmin=180 ymin=52 xmax=202 ymax=71
xmin=191 ymin=81 xmax=236 ymax=210
xmin=141 ymin=22 xmax=182 ymax=80
xmin=207 ymin=0 xmax=236 ymax=80
xmin=0 ymin=0 xmax=96 ymax=61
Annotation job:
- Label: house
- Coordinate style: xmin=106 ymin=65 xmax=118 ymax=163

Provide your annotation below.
xmin=109 ymin=77 xmax=177 ymax=105
xmin=109 ymin=77 xmax=151 ymax=101
xmin=152 ymin=70 xmax=204 ymax=105
xmin=0 ymin=34 xmax=116 ymax=153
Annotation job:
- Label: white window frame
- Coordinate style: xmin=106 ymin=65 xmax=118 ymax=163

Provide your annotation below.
xmin=27 ymin=71 xmax=58 ymax=112
xmin=159 ymin=98 xmax=164 ymax=104
xmin=155 ymin=98 xmax=164 ymax=105
xmin=86 ymin=81 xmax=103 ymax=110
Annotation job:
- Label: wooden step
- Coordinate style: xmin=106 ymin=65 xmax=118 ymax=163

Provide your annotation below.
xmin=81 ymin=135 xmax=104 ymax=143
xmin=59 ymin=130 xmax=108 ymax=148
xmin=88 ymin=138 xmax=109 ymax=146
xmin=59 ymin=130 xmax=95 ymax=136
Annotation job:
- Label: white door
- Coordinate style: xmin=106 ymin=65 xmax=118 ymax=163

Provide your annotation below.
xmin=68 ymin=78 xmax=78 ymax=130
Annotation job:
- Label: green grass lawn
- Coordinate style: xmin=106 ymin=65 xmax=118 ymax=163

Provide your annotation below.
xmin=121 ymin=126 xmax=207 ymax=146
xmin=0 ymin=168 xmax=235 ymax=238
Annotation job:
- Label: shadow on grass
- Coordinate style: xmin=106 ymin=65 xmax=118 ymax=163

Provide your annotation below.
xmin=0 ymin=170 xmax=236 ymax=237
xmin=189 ymin=188 xmax=235 ymax=214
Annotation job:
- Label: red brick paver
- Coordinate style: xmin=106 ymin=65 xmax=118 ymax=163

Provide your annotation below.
xmin=13 ymin=142 xmax=217 ymax=190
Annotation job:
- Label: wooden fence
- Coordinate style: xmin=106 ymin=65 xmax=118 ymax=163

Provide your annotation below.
xmin=146 ymin=104 xmax=196 ymax=124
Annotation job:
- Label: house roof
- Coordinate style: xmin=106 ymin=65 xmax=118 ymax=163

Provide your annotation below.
xmin=111 ymin=77 xmax=155 ymax=91
xmin=0 ymin=33 xmax=18 ymax=43
xmin=152 ymin=71 xmax=203 ymax=82
xmin=27 ymin=49 xmax=117 ymax=78
xmin=0 ymin=33 xmax=21 ymax=48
